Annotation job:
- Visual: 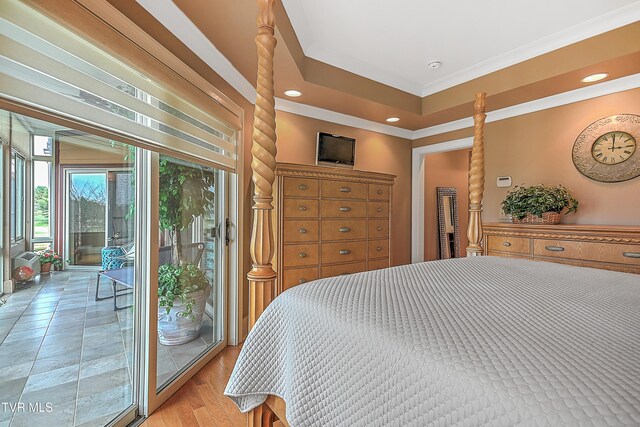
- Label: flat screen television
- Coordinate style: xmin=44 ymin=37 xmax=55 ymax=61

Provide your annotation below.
xmin=316 ymin=132 xmax=355 ymax=168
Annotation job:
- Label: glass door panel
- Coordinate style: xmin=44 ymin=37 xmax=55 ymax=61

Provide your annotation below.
xmin=156 ymin=155 xmax=224 ymax=391
xmin=67 ymin=172 xmax=107 ymax=267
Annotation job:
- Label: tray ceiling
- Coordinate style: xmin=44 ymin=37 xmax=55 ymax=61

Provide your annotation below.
xmin=282 ymin=0 xmax=640 ymax=95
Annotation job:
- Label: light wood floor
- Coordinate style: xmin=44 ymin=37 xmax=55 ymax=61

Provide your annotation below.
xmin=140 ymin=345 xmax=247 ymax=427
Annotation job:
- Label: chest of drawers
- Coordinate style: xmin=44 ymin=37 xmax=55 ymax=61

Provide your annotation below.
xmin=274 ymin=163 xmax=395 ymax=292
xmin=484 ymin=223 xmax=640 ymax=274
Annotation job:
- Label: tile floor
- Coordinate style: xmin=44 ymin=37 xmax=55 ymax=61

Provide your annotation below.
xmin=0 ymin=271 xmax=215 ymax=427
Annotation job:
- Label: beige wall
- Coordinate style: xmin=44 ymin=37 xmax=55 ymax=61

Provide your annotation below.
xmin=415 ymin=88 xmax=640 ymax=226
xmin=275 ymin=111 xmax=413 ymax=266
xmin=485 ymin=88 xmax=640 ymax=225
xmin=424 ymin=150 xmax=470 ymax=261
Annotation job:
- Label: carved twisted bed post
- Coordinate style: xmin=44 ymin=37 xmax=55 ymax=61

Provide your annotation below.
xmin=248 ymin=0 xmax=278 ymax=426
xmin=466 ymin=92 xmax=487 ymax=256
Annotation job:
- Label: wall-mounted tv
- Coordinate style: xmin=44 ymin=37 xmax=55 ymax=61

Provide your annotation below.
xmin=316 ymin=132 xmax=355 ymax=168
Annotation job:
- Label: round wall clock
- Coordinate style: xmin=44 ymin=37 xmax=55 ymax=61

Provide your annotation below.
xmin=572 ymin=114 xmax=640 ymax=183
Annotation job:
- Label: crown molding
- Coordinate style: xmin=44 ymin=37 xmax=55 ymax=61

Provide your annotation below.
xmin=420 ymin=2 xmax=640 ymax=96
xmin=136 ymin=0 xmax=256 ymax=103
xmin=275 ymin=98 xmax=414 ymax=139
xmin=413 ymin=73 xmax=640 ymax=140
xmin=137 ymin=1 xmax=639 ymax=143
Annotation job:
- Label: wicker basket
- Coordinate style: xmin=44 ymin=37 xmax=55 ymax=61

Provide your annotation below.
xmin=512 ymin=211 xmax=561 ymax=225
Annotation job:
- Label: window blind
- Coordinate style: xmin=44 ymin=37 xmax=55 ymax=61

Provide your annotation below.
xmin=0 ymin=0 xmax=237 ymax=172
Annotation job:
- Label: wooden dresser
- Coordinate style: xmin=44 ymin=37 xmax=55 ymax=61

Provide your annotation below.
xmin=484 ymin=223 xmax=640 ymax=274
xmin=274 ymin=163 xmax=395 ymax=292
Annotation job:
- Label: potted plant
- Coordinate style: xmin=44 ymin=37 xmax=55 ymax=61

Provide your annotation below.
xmin=156 ymin=156 xmax=216 ymax=346
xmin=37 ymin=249 xmax=63 ymax=274
xmin=501 ymin=184 xmax=578 ymax=224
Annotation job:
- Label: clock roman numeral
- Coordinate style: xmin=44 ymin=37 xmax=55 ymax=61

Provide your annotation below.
xmin=624 ymin=150 xmax=632 ymax=155
xmin=596 ymin=153 xmax=603 ymax=158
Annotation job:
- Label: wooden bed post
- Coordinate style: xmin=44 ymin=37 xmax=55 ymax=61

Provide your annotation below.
xmin=466 ymin=92 xmax=486 ymax=256
xmin=248 ymin=0 xmax=278 ymax=331
xmin=248 ymin=1 xmax=277 ymax=425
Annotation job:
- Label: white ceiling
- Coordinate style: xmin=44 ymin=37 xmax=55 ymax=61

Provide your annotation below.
xmin=282 ymin=0 xmax=640 ymax=96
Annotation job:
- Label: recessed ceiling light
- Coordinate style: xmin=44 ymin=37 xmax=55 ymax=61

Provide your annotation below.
xmin=386 ymin=117 xmax=400 ymax=123
xmin=284 ymin=90 xmax=302 ymax=97
xmin=581 ymin=73 xmax=608 ymax=83
xmin=427 ymin=61 xmax=442 ymax=69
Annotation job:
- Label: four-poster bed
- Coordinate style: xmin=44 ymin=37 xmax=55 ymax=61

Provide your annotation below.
xmin=227 ymin=1 xmax=640 ymax=426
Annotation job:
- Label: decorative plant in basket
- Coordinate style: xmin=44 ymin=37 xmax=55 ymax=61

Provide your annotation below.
xmin=37 ymin=249 xmax=64 ymax=274
xmin=501 ymin=185 xmax=578 ymax=224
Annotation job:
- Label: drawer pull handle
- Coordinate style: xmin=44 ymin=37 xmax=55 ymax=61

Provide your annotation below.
xmin=376 ymin=226 xmax=382 ymax=231
xmin=376 ymin=189 xmax=383 ymax=195
xmin=339 ymin=207 xmax=351 ymax=212
xmin=339 ymin=187 xmax=351 ymax=193
xmin=298 ymin=252 xmax=307 ymax=258
xmin=545 ymin=246 xmax=565 ymax=252
xmin=299 ymin=278 xmax=307 ymax=284
xmin=339 ymin=227 xmax=351 ymax=233
xmin=377 ymin=207 xmax=383 ymax=213
xmin=339 ymin=250 xmax=351 ymax=255
xmin=503 ymin=242 xmax=512 ymax=247
xmin=299 ymin=205 xmax=307 ymax=211
xmin=298 ymin=184 xmax=307 ymax=190
xmin=623 ymin=252 xmax=640 ymax=259
xmin=299 ymin=228 xmax=307 ymax=234
xmin=377 ymin=246 xmax=383 ymax=252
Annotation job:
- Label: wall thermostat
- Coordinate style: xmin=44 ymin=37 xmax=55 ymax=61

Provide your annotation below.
xmin=496 ymin=176 xmax=512 ymax=188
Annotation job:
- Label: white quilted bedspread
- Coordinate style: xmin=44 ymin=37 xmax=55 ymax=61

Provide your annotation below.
xmin=225 ymin=257 xmax=640 ymax=426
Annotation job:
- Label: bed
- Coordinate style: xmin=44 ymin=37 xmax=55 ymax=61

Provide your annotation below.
xmin=227 ymin=257 xmax=640 ymax=425
xmin=226 ymin=1 xmax=640 ymax=425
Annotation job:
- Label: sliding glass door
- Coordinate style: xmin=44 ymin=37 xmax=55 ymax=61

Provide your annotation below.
xmin=65 ymin=169 xmax=134 ymax=268
xmin=154 ymin=155 xmax=227 ymax=392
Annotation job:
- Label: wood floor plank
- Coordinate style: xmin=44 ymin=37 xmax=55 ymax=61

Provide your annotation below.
xmin=193 ymin=406 xmax=219 ymax=427
xmin=196 ymin=383 xmax=234 ymax=427
xmin=143 ymin=345 xmax=246 ymax=427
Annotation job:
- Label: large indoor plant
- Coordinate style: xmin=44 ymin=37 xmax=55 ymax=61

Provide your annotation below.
xmin=501 ymin=184 xmax=578 ymax=224
xmin=157 ymin=155 xmax=216 ymax=345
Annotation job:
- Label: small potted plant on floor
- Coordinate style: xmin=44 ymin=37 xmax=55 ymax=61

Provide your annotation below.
xmin=37 ymin=249 xmax=63 ymax=274
xmin=157 ymin=156 xmax=215 ymax=346
xmin=501 ymin=184 xmax=578 ymax=224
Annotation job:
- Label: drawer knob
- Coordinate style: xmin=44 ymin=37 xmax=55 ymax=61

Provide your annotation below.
xmin=545 ymin=245 xmax=565 ymax=252
xmin=299 ymin=205 xmax=308 ymax=211
xmin=299 ymin=228 xmax=307 ymax=234
xmin=376 ymin=189 xmax=383 ymax=195
xmin=376 ymin=226 xmax=382 ymax=231
xmin=299 ymin=278 xmax=307 ymax=284
xmin=339 ymin=207 xmax=352 ymax=212
xmin=503 ymin=242 xmax=512 ymax=247
xmin=377 ymin=207 xmax=383 ymax=213
xmin=298 ymin=252 xmax=307 ymax=258
xmin=339 ymin=227 xmax=351 ymax=233
xmin=623 ymin=252 xmax=640 ymax=259
xmin=339 ymin=249 xmax=351 ymax=255
xmin=377 ymin=246 xmax=383 ymax=251
xmin=298 ymin=184 xmax=307 ymax=190
xmin=339 ymin=187 xmax=351 ymax=193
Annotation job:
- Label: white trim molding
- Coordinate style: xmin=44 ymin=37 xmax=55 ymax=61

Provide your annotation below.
xmin=420 ymin=3 xmax=640 ymax=96
xmin=411 ymin=137 xmax=474 ymax=263
xmin=275 ymin=98 xmax=414 ymax=139
xmin=137 ymin=0 xmax=640 ymax=142
xmin=414 ymin=73 xmax=640 ymax=139
xmin=137 ymin=0 xmax=256 ymax=103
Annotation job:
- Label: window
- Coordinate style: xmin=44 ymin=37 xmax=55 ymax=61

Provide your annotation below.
xmin=32 ymin=134 xmax=54 ymax=244
xmin=10 ymin=150 xmax=25 ymax=242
